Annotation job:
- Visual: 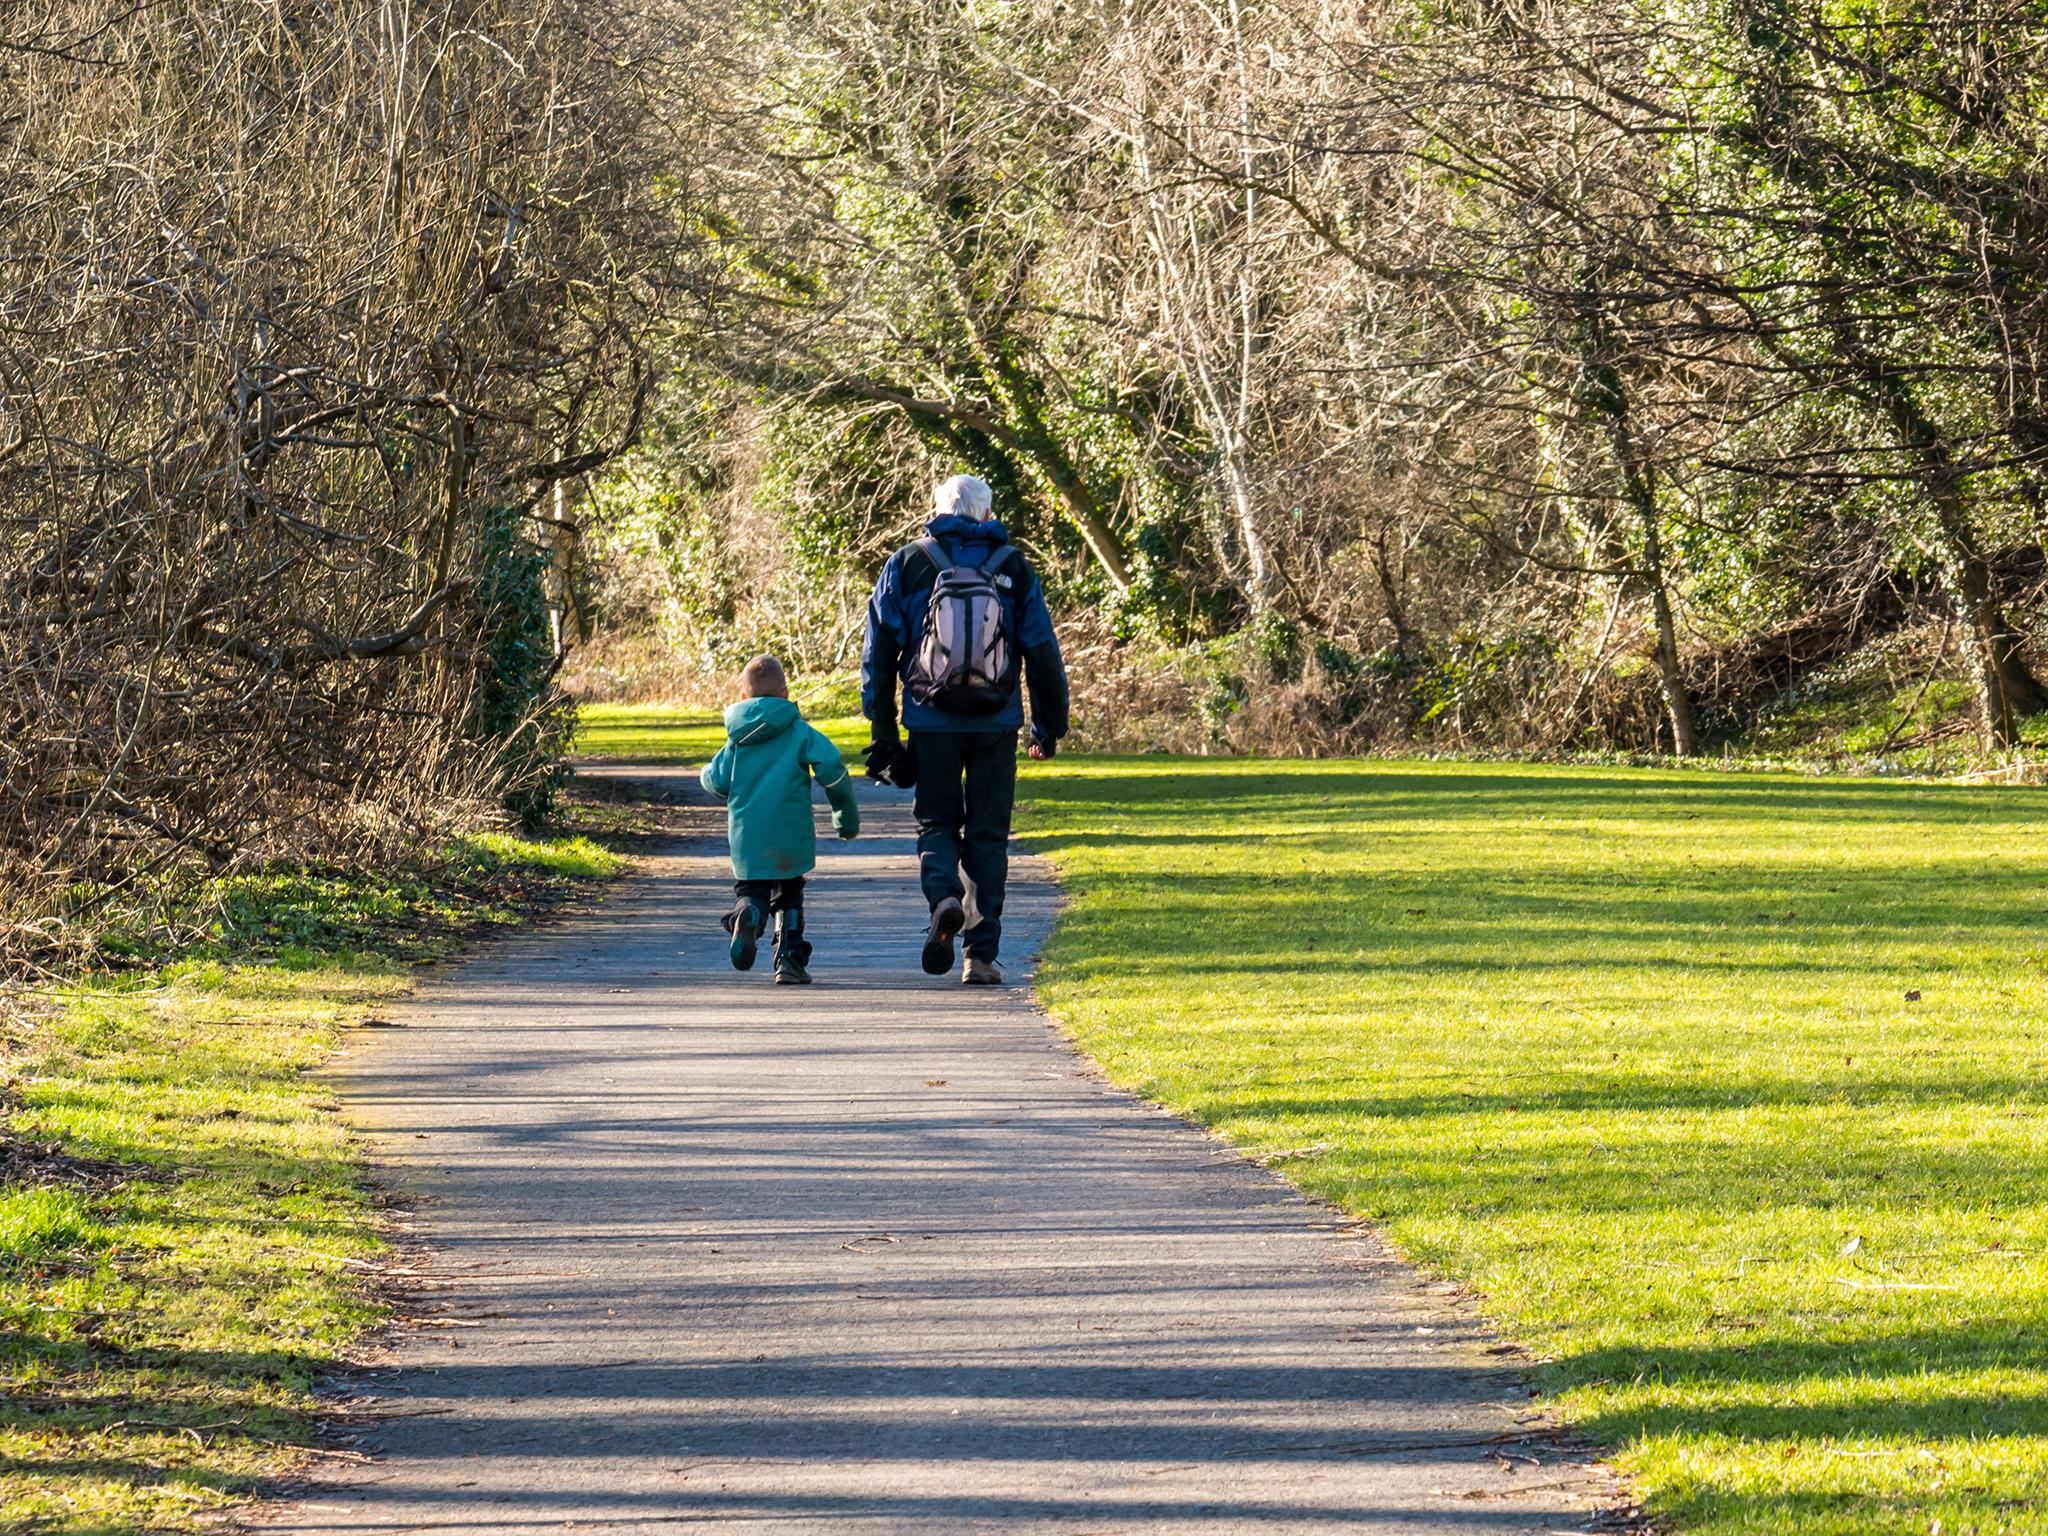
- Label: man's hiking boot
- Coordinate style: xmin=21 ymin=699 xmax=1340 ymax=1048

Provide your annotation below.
xmin=774 ymin=956 xmax=812 ymax=985
xmin=963 ymin=956 xmax=1003 ymax=986
xmin=726 ymin=900 xmax=766 ymax=971
xmin=922 ymin=897 xmax=966 ymax=976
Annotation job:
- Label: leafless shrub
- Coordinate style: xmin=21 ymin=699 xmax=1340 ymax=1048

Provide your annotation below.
xmin=0 ymin=0 xmax=688 ymax=964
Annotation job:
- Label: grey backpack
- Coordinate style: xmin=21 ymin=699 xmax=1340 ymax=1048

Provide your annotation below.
xmin=905 ymin=537 xmax=1022 ymax=716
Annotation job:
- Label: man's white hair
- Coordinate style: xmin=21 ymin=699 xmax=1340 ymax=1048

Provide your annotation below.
xmin=932 ymin=473 xmax=994 ymax=522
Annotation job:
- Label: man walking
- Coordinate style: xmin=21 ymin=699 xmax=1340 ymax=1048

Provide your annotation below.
xmin=861 ymin=474 xmax=1069 ymax=984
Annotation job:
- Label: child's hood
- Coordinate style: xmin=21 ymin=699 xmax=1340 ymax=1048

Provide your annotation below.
xmin=724 ymin=695 xmax=802 ymax=745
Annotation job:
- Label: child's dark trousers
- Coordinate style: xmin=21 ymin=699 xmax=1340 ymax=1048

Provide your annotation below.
xmin=727 ymin=877 xmax=810 ymax=966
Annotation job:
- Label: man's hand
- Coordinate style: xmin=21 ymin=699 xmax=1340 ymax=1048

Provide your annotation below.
xmin=1027 ymin=730 xmax=1056 ymax=761
xmin=862 ymin=733 xmax=900 ymax=782
xmin=864 ymin=731 xmax=917 ymax=788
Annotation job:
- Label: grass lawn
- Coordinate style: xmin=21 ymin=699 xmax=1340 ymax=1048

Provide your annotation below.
xmin=1019 ymin=757 xmax=2048 ymax=1536
xmin=576 ymin=690 xmax=868 ymax=766
xmin=1 ymin=832 xmax=620 ymax=1532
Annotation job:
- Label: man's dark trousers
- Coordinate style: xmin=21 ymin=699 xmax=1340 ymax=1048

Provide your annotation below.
xmin=910 ymin=732 xmax=1017 ymax=962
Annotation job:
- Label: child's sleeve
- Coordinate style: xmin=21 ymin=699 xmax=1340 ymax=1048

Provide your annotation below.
xmin=700 ymin=745 xmax=734 ymax=802
xmin=804 ymin=727 xmax=860 ymax=840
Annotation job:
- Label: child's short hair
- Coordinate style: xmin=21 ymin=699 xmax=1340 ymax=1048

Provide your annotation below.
xmin=740 ymin=654 xmax=788 ymax=698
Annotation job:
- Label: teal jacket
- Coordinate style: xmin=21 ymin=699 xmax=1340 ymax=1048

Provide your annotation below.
xmin=700 ymin=697 xmax=859 ymax=880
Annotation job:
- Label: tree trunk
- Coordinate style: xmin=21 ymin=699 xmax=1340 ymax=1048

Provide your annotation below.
xmin=1645 ymin=565 xmax=1699 ymax=756
xmin=433 ymin=401 xmax=470 ymax=593
xmin=1850 ymin=355 xmax=2048 ymax=747
xmin=1126 ymin=82 xmax=1274 ymax=616
xmin=804 ymin=368 xmax=1134 ymax=591
xmin=547 ymin=441 xmax=584 ymax=656
xmin=930 ymin=226 xmax=1134 ymax=590
xmin=1370 ymin=522 xmax=1415 ymax=661
xmin=1571 ymin=282 xmax=1698 ymax=755
xmin=1621 ymin=461 xmax=1698 ymax=755
xmin=1224 ymin=0 xmax=1275 ymax=617
xmin=1007 ymin=419 xmax=1133 ymax=590
xmin=1947 ymin=536 xmax=2048 ymax=747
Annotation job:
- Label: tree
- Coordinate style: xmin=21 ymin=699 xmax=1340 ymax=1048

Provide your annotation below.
xmin=1 ymin=0 xmax=687 ymax=952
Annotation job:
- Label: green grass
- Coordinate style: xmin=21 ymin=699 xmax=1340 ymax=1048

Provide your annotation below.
xmin=575 ymin=697 xmax=869 ymax=764
xmin=1 ymin=832 xmax=621 ymax=1531
xmin=1017 ymin=756 xmax=2048 ymax=1535
xmin=459 ymin=831 xmax=619 ymax=878
xmin=0 ymin=1188 xmax=111 ymax=1261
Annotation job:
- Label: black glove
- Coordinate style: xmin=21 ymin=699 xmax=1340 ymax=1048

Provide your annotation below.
xmin=863 ymin=733 xmax=918 ymax=788
xmin=862 ymin=735 xmax=898 ymax=782
xmin=889 ymin=733 xmax=919 ymax=788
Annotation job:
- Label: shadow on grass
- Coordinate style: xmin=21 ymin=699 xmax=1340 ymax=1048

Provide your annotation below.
xmin=1034 ymin=761 xmax=2048 ymax=825
xmin=1560 ymin=1324 xmax=2048 ymax=1408
xmin=0 ymin=1338 xmax=325 ymax=1508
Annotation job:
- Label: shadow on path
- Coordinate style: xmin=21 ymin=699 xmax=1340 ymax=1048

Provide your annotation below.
xmin=251 ymin=771 xmax=1623 ymax=1535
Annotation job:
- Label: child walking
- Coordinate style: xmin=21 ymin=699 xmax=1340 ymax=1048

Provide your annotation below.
xmin=700 ymin=655 xmax=860 ymax=984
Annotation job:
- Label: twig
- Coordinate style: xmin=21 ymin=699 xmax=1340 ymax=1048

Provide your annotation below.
xmin=1224 ymin=1431 xmax=1555 ymax=1459
xmin=1833 ymin=1277 xmax=1960 ymax=1292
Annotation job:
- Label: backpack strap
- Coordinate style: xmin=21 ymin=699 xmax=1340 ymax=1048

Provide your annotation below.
xmin=979 ymin=543 xmax=1023 ymax=578
xmin=904 ymin=535 xmax=1022 ymax=586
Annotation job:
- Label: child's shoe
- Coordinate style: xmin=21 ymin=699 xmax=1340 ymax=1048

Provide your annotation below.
xmin=726 ymin=900 xmax=766 ymax=970
xmin=773 ymin=909 xmax=812 ymax=985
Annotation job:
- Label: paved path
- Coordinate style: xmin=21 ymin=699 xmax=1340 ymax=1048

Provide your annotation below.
xmin=256 ymin=770 xmax=1615 ymax=1534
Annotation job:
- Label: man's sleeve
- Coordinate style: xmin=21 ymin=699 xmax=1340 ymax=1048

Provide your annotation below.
xmin=1018 ymin=574 xmax=1069 ymax=741
xmin=861 ymin=554 xmax=907 ymax=734
xmin=700 ymin=745 xmax=733 ymax=801
xmin=805 ymin=727 xmax=861 ymax=838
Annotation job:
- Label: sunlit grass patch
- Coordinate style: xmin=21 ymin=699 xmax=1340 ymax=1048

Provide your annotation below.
xmin=1019 ymin=755 xmax=2048 ymax=1536
xmin=0 ymin=1188 xmax=111 ymax=1261
xmin=575 ymin=698 xmax=867 ymax=765
xmin=457 ymin=830 xmax=622 ymax=879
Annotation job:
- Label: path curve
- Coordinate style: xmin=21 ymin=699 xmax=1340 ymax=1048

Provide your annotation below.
xmin=255 ymin=770 xmax=1617 ymax=1534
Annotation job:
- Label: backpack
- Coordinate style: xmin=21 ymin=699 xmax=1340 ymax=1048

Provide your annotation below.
xmin=903 ymin=536 xmax=1023 ymax=716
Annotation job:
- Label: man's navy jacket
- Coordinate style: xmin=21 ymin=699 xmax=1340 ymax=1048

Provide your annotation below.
xmin=861 ymin=513 xmax=1070 ymax=741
